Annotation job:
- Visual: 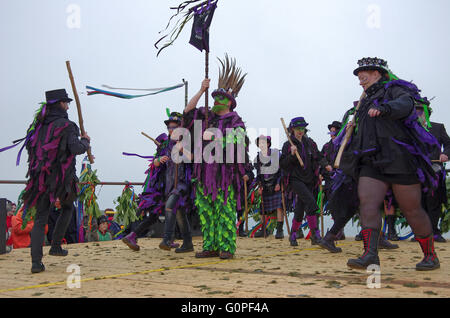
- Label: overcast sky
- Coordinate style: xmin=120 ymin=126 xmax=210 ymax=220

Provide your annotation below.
xmin=1 ymin=0 xmax=449 ymax=235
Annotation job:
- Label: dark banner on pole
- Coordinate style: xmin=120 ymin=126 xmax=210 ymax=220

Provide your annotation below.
xmin=189 ymin=0 xmax=217 ymax=52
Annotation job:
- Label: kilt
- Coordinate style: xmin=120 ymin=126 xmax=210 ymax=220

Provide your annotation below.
xmin=262 ymin=191 xmax=282 ymax=212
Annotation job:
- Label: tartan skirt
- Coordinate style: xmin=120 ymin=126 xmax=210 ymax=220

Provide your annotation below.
xmin=262 ymin=191 xmax=282 ymax=212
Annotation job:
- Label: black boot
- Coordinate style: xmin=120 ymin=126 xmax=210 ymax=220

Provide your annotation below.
xmin=31 ymin=262 xmax=45 ymax=274
xmin=160 ymin=209 xmax=177 ymax=251
xmin=174 ymin=210 xmax=194 ymax=253
xmin=238 ymin=222 xmax=248 ymax=237
xmin=289 ymin=231 xmax=298 ymax=246
xmin=275 ymin=222 xmax=284 ymax=239
xmin=355 ymin=230 xmax=363 ymax=241
xmin=254 ymin=228 xmax=266 ymax=238
xmin=336 ymin=229 xmax=346 ymax=241
xmin=49 ymin=245 xmax=68 ymax=256
xmin=296 ymin=228 xmax=304 ymax=239
xmin=347 ymin=228 xmax=380 ymax=269
xmin=309 ymin=229 xmax=322 ymax=246
xmin=416 ymin=235 xmax=440 ymax=271
xmin=319 ymin=231 xmax=342 ymax=253
xmin=379 ymin=233 xmax=399 ymax=250
xmin=386 ymin=215 xmax=399 ymax=241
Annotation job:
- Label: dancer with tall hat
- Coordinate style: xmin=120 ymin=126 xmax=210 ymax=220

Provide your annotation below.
xmin=0 ymin=89 xmax=91 ymax=273
xmin=183 ymin=54 xmax=250 ymax=259
xmin=340 ymin=57 xmax=440 ymax=271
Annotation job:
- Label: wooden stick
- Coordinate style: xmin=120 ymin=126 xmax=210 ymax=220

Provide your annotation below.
xmin=204 ymin=51 xmax=209 ymax=128
xmin=261 ymin=190 xmax=267 ymax=238
xmin=280 ymin=118 xmax=304 ymax=168
xmin=334 ymin=92 xmax=366 ymax=168
xmin=141 ymin=132 xmax=161 ymax=147
xmin=66 ymin=61 xmax=94 ymax=164
xmin=244 ymin=180 xmax=249 ymax=233
xmin=281 ymin=183 xmax=291 ymax=236
xmin=319 ymin=182 xmax=324 ymax=237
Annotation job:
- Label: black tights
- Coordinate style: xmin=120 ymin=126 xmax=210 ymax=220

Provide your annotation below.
xmin=358 ymin=177 xmax=432 ymax=238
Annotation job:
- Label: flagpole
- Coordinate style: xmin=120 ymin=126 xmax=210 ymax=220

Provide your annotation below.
xmin=204 ymin=51 xmax=209 ymax=128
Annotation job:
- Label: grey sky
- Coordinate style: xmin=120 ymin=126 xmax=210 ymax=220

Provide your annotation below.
xmin=1 ymin=0 xmax=449 ymax=235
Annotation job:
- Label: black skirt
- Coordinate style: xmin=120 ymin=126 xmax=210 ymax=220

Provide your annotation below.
xmin=360 ymin=165 xmax=419 ymax=185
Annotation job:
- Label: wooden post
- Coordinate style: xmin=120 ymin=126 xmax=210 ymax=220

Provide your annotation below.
xmin=261 ymin=190 xmax=267 ymax=238
xmin=183 ymin=79 xmax=188 ymax=108
xmin=281 ymin=118 xmax=304 ymax=168
xmin=244 ymin=180 xmax=249 ymax=233
xmin=0 ymin=198 xmax=6 ymax=254
xmin=281 ymin=183 xmax=291 ymax=236
xmin=334 ymin=92 xmax=366 ymax=168
xmin=66 ymin=61 xmax=94 ymax=164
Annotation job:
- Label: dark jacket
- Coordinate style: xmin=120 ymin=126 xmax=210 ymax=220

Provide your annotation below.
xmin=280 ymin=135 xmax=328 ymax=185
xmin=23 ymin=106 xmax=90 ymax=207
xmin=429 ymin=122 xmax=450 ymax=159
xmin=340 ymin=79 xmax=433 ymax=179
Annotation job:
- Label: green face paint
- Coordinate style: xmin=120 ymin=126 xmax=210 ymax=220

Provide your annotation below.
xmin=212 ymin=95 xmax=231 ymax=113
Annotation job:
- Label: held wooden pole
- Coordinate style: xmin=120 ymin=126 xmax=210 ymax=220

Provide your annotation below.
xmin=319 ymin=182 xmax=324 ymax=237
xmin=334 ymin=92 xmax=366 ymax=168
xmin=204 ymin=51 xmax=209 ymax=128
xmin=66 ymin=61 xmax=94 ymax=164
xmin=281 ymin=183 xmax=291 ymax=236
xmin=261 ymin=190 xmax=267 ymax=238
xmin=141 ymin=132 xmax=161 ymax=147
xmin=244 ymin=180 xmax=249 ymax=233
xmin=281 ymin=118 xmax=304 ymax=168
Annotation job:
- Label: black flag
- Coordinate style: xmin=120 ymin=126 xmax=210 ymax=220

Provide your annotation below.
xmin=189 ymin=0 xmax=217 ymax=52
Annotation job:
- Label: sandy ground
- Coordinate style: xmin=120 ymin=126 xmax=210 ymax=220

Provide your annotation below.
xmin=0 ymin=236 xmax=448 ymax=298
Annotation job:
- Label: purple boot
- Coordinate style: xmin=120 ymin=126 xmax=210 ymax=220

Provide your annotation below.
xmin=122 ymin=232 xmax=140 ymax=251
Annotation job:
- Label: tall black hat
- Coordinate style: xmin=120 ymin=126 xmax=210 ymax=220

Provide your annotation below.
xmin=164 ymin=111 xmax=183 ymax=126
xmin=45 ymin=89 xmax=73 ymax=104
xmin=353 ymin=57 xmax=390 ymax=76
xmin=328 ymin=121 xmax=342 ymax=131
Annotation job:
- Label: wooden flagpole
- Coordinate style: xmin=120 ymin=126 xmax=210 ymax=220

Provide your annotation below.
xmin=66 ymin=61 xmax=94 ymax=164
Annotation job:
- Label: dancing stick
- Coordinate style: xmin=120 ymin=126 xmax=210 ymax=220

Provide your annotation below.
xmin=66 ymin=61 xmax=94 ymax=164
xmin=141 ymin=132 xmax=161 ymax=147
xmin=244 ymin=180 xmax=249 ymax=233
xmin=319 ymin=182 xmax=324 ymax=237
xmin=281 ymin=118 xmax=304 ymax=168
xmin=281 ymin=183 xmax=291 ymax=236
xmin=261 ymin=189 xmax=267 ymax=238
xmin=334 ymin=92 xmax=366 ymax=168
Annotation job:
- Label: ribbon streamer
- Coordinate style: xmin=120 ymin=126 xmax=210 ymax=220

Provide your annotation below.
xmin=86 ymin=83 xmax=184 ymax=99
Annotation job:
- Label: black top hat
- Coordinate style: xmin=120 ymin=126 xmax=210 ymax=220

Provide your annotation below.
xmin=164 ymin=111 xmax=183 ymax=126
xmin=328 ymin=121 xmax=342 ymax=131
xmin=45 ymin=89 xmax=73 ymax=104
xmin=289 ymin=117 xmax=309 ymax=129
xmin=353 ymin=57 xmax=390 ymax=76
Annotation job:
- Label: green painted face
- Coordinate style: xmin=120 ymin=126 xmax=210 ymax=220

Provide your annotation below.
xmin=213 ymin=95 xmax=231 ymax=113
xmin=293 ymin=127 xmax=306 ymax=132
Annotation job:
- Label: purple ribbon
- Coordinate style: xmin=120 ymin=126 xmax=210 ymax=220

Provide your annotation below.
xmin=122 ymin=152 xmax=154 ymax=159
